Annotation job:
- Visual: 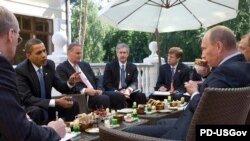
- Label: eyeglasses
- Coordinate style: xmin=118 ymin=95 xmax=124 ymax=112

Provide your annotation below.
xmin=17 ymin=36 xmax=23 ymax=45
xmin=12 ymin=29 xmax=23 ymax=45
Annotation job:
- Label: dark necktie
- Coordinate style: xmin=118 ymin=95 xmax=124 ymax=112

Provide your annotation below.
xmin=120 ymin=65 xmax=127 ymax=88
xmin=38 ymin=68 xmax=46 ymax=98
xmin=171 ymin=67 xmax=175 ymax=81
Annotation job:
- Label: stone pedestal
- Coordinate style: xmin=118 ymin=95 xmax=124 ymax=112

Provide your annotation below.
xmin=47 ymin=32 xmax=68 ymax=97
xmin=143 ymin=41 xmax=165 ymax=95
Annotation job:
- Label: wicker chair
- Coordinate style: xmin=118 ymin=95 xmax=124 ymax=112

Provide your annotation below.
xmin=245 ymin=111 xmax=250 ymax=124
xmin=53 ymin=93 xmax=89 ymax=114
xmin=71 ymin=93 xmax=89 ymax=114
xmin=186 ymin=87 xmax=250 ymax=141
xmin=99 ymin=87 xmax=250 ymax=141
xmin=99 ymin=126 xmax=176 ymax=141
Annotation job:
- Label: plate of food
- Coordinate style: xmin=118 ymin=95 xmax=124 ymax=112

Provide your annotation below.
xmin=117 ymin=108 xmax=133 ymax=113
xmin=85 ymin=127 xmax=99 ymax=134
xmin=145 ymin=111 xmax=157 ymax=114
xmin=124 ymin=114 xmax=136 ymax=122
xmin=194 ymin=59 xmax=207 ymax=71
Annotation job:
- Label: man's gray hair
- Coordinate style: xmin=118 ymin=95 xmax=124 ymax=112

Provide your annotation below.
xmin=67 ymin=43 xmax=82 ymax=51
xmin=0 ymin=6 xmax=19 ymax=36
xmin=116 ymin=43 xmax=130 ymax=54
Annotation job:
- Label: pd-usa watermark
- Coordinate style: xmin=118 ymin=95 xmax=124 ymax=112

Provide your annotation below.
xmin=196 ymin=125 xmax=250 ymax=141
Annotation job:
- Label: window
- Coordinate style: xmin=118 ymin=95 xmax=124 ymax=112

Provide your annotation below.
xmin=12 ymin=14 xmax=53 ymax=65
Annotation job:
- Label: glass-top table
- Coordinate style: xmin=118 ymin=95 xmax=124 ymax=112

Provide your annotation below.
xmin=138 ymin=109 xmax=183 ymax=125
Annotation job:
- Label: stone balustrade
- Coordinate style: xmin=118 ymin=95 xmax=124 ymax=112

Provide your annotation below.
xmin=90 ymin=62 xmax=193 ymax=97
xmin=48 ymin=33 xmax=194 ymax=97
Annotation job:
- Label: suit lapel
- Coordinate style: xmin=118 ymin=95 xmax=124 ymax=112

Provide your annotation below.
xmin=43 ymin=66 xmax=50 ymax=97
xmin=125 ymin=62 xmax=130 ymax=82
xmin=172 ymin=63 xmax=179 ymax=81
xmin=65 ymin=61 xmax=75 ymax=75
xmin=27 ymin=61 xmax=41 ymax=97
xmin=115 ymin=61 xmax=121 ymax=88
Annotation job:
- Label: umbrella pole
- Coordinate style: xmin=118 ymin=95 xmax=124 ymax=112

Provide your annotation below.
xmin=155 ymin=29 xmax=162 ymax=66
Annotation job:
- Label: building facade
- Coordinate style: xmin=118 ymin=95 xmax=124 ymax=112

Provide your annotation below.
xmin=0 ymin=0 xmax=70 ymax=64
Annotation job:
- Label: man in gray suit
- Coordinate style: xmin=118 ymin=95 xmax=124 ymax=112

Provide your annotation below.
xmin=103 ymin=43 xmax=146 ymax=108
xmin=56 ymin=43 xmax=110 ymax=110
xmin=0 ymin=6 xmax=65 ymax=140
xmin=126 ymin=26 xmax=250 ymax=141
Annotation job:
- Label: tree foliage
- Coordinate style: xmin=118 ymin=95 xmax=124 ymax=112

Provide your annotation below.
xmin=71 ymin=0 xmax=108 ymax=62
xmin=71 ymin=0 xmax=250 ymax=63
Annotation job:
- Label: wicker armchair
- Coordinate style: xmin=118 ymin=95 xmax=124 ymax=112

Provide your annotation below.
xmin=71 ymin=93 xmax=89 ymax=114
xmin=246 ymin=111 xmax=250 ymax=124
xmin=99 ymin=87 xmax=250 ymax=141
xmin=186 ymin=87 xmax=250 ymax=141
xmin=53 ymin=93 xmax=89 ymax=114
xmin=99 ymin=126 xmax=176 ymax=141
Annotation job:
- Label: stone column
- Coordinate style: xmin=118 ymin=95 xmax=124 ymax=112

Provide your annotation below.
xmin=143 ymin=41 xmax=165 ymax=95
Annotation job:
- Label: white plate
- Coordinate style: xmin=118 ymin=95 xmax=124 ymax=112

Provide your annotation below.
xmin=157 ymin=109 xmax=171 ymax=113
xmin=108 ymin=124 xmax=120 ymax=128
xmin=179 ymin=102 xmax=187 ymax=107
xmin=117 ymin=108 xmax=133 ymax=113
xmin=153 ymin=91 xmax=170 ymax=96
xmin=124 ymin=118 xmax=138 ymax=122
xmin=168 ymin=107 xmax=178 ymax=110
xmin=85 ymin=128 xmax=99 ymax=134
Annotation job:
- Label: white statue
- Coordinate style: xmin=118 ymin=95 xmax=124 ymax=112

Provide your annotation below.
xmin=52 ymin=32 xmax=67 ymax=55
xmin=143 ymin=41 xmax=165 ymax=64
xmin=149 ymin=41 xmax=158 ymax=57
xmin=47 ymin=32 xmax=68 ymax=66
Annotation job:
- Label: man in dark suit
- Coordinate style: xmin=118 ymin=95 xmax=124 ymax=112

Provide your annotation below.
xmin=56 ymin=43 xmax=110 ymax=110
xmin=15 ymin=39 xmax=80 ymax=125
xmin=103 ymin=43 xmax=146 ymax=108
xmin=125 ymin=26 xmax=250 ymax=141
xmin=0 ymin=6 xmax=65 ymax=140
xmin=150 ymin=47 xmax=190 ymax=101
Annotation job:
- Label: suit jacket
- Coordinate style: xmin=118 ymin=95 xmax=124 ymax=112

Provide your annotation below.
xmin=166 ymin=53 xmax=250 ymax=141
xmin=103 ymin=61 xmax=138 ymax=91
xmin=156 ymin=62 xmax=190 ymax=93
xmin=56 ymin=60 xmax=102 ymax=93
xmin=15 ymin=59 xmax=71 ymax=109
xmin=0 ymin=55 xmax=60 ymax=141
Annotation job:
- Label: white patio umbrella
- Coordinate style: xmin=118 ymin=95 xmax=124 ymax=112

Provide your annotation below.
xmin=98 ymin=0 xmax=239 ymax=64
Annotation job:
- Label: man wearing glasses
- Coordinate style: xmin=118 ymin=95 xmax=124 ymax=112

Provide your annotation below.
xmin=0 ymin=6 xmax=66 ymax=140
